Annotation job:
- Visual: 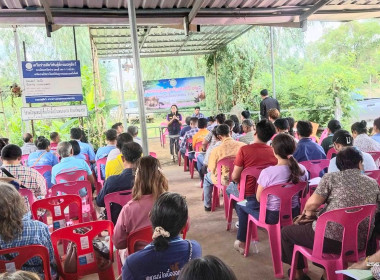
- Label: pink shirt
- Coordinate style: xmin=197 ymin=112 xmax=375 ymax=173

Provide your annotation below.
xmin=113 ymin=194 xmax=154 ymax=250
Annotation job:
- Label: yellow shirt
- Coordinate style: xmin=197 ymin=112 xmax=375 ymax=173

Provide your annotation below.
xmin=105 ymin=154 xmax=124 ymax=179
xmin=192 ymin=128 xmax=209 ymax=147
xmin=208 ymin=137 xmax=246 ymax=184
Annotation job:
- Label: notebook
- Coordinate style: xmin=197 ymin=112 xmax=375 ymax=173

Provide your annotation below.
xmin=335 ymin=269 xmax=373 ymax=280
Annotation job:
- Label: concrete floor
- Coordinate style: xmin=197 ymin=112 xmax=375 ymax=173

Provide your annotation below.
xmin=151 ymin=138 xmax=325 ymax=280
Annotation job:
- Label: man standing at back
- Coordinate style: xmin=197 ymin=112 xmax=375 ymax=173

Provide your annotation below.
xmin=260 ymin=89 xmax=280 ymax=120
xmin=21 ymin=133 xmax=37 ymax=155
xmin=70 ymin=128 xmax=96 ymax=164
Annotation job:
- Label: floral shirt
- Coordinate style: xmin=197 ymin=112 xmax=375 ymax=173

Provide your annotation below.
xmin=313 ymin=169 xmax=380 ymax=248
xmin=354 ymin=134 xmax=380 ymax=153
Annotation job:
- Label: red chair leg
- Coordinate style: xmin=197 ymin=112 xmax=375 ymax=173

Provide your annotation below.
xmin=226 ymin=199 xmax=233 ymax=230
xmin=190 ymin=160 xmax=194 ymax=178
xmin=178 ymin=150 xmax=182 ymax=166
xmin=267 ymin=225 xmax=284 ymax=279
xmin=183 ymin=155 xmax=188 ymax=171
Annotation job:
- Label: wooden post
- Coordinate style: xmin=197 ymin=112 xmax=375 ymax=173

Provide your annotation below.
xmin=22 ymin=41 xmax=35 ymax=136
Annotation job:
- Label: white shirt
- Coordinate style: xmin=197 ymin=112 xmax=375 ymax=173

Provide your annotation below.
xmin=354 ymin=134 xmax=380 ymax=153
xmin=106 ymin=148 xmax=121 ymax=163
xmin=328 ymin=150 xmax=377 ymax=173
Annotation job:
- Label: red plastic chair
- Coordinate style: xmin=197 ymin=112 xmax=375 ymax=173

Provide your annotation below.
xmin=179 ymin=138 xmax=193 ymax=172
xmin=149 ymin=152 xmax=157 ymax=158
xmin=245 ymin=182 xmax=308 ymax=278
xmin=50 ymin=220 xmax=114 ymax=280
xmin=365 ymin=170 xmax=380 ymax=185
xmin=326 ymin=147 xmax=337 ymax=160
xmin=368 ymin=151 xmax=380 ymax=168
xmin=160 ymin=122 xmax=169 ymax=147
xmin=21 ymin=154 xmax=29 ymax=166
xmin=56 ymin=170 xmax=88 ymax=184
xmin=226 ymin=166 xmax=268 ymax=230
xmin=50 ymin=181 xmax=96 ymax=221
xmin=211 ymin=156 xmax=235 ymax=216
xmin=19 ymin=188 xmax=35 ymax=210
xmin=32 ymin=165 xmax=53 ymax=188
xmin=31 ymin=194 xmax=83 ymax=231
xmin=318 ymin=128 xmax=329 ymax=145
xmin=95 ymin=157 xmax=107 ymax=194
xmin=289 ymin=204 xmax=376 ymax=280
xmin=0 ymin=245 xmax=52 ymax=280
xmin=104 ymin=190 xmax=133 ymax=224
xmin=189 ymin=141 xmax=203 ymax=179
xmin=83 ymin=153 xmax=91 ymax=166
xmin=300 ymin=159 xmax=330 ymax=179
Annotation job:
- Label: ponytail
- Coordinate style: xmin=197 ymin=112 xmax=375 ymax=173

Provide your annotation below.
xmin=287 ymin=156 xmax=305 ymax=184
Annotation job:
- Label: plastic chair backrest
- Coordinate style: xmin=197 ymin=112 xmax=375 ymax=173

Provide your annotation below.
xmin=326 ymin=147 xmax=337 ymax=160
xmin=31 ymin=194 xmax=83 ymax=231
xmin=149 ymin=152 xmax=157 ymax=158
xmin=18 ymin=188 xmax=35 ymax=209
xmin=104 ymin=190 xmax=133 ymax=223
xmin=50 ymin=220 xmax=114 ymax=278
xmin=21 ymin=154 xmax=29 ymax=166
xmin=127 ymin=226 xmax=153 ymax=254
xmin=259 ymin=182 xmax=307 ymax=226
xmin=50 ymin=181 xmax=91 ymax=198
xmin=364 ymin=170 xmax=380 ymax=185
xmin=312 ymin=204 xmax=376 ymax=261
xmin=237 ymin=166 xmax=268 ymax=201
xmin=56 ymin=170 xmax=88 ymax=183
xmin=0 ymin=245 xmax=51 ymax=279
xmin=368 ymin=151 xmax=380 ymax=168
xmin=318 ymin=128 xmax=329 ymax=145
xmin=216 ymin=157 xmax=236 ymax=187
xmin=193 ymin=141 xmax=203 ymax=152
xmin=96 ymin=157 xmax=107 ymax=182
xmin=300 ymin=159 xmax=330 ymax=179
xmin=32 ymin=165 xmax=52 ymax=176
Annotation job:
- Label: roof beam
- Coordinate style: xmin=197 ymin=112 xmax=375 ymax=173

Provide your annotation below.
xmin=299 ymin=0 xmax=331 ymax=22
xmin=139 ymin=27 xmax=151 ymax=51
xmin=188 ymin=0 xmax=204 ymax=23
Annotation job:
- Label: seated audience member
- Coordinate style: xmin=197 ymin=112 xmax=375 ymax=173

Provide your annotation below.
xmin=0 ymin=138 xmax=9 ymax=145
xmin=113 ymin=156 xmax=168 ymax=256
xmin=328 ymin=130 xmax=376 ymax=172
xmin=352 ymin=120 xmax=380 ymax=153
xmin=0 ymin=271 xmax=41 ymax=280
xmin=68 ymin=140 xmax=86 ymax=161
xmin=21 ymin=133 xmax=37 ymax=155
xmin=286 ymin=117 xmax=296 ymax=137
xmin=274 ymin=118 xmax=289 ymax=134
xmin=203 ymin=114 xmax=226 ymax=151
xmin=112 ymin=122 xmax=124 ymax=135
xmin=293 ymin=121 xmax=326 ymax=162
xmin=207 ymin=113 xmax=225 ymax=132
xmin=122 ymin=192 xmax=202 ymax=280
xmin=224 ymin=120 xmax=239 ymax=140
xmin=281 ymin=147 xmax=380 ymax=280
xmin=96 ymin=129 xmax=117 ymax=160
xmin=349 ymin=249 xmax=380 ymax=273
xmin=49 ymin=132 xmax=60 ymax=150
xmin=227 ymin=119 xmax=277 ymax=199
xmin=0 ymin=144 xmax=46 ymax=197
xmin=207 ymin=116 xmax=215 ymax=128
xmin=178 ymin=255 xmax=237 ymax=280
xmin=240 ymin=110 xmax=251 ymax=134
xmin=321 ymin=120 xmax=341 ymax=154
xmin=179 ymin=117 xmax=199 ymax=159
xmin=96 ymin=142 xmax=142 ymax=224
xmin=70 ymin=128 xmax=95 ymax=163
xmin=203 ymin=125 xmax=246 ymax=211
xmin=234 ymin=134 xmax=308 ymax=254
xmin=372 ymin=117 xmax=380 ymax=144
xmin=0 ymin=183 xmax=56 ymax=278
xmin=51 ymin=142 xmax=95 ymax=191
xmin=229 ymin=114 xmax=240 ymax=134
xmin=105 ymin=133 xmax=134 ymax=178
xmin=238 ymin=119 xmax=255 ymax=144
xmin=27 ymin=137 xmax=58 ymax=189
xmin=267 ymin=108 xmax=280 ymax=123
xmin=192 ymin=106 xmax=205 ymax=119
xmin=127 ymin=126 xmax=142 ymax=146
xmin=192 ymin=118 xmax=209 ymax=149
xmin=180 ymin=117 xmax=192 ymax=137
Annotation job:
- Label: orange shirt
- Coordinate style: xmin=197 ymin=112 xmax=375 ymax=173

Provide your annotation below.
xmin=192 ymin=128 xmax=209 ymax=148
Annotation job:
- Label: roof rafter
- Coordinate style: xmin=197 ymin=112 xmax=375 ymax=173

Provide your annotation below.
xmin=300 ymin=0 xmax=331 ymax=22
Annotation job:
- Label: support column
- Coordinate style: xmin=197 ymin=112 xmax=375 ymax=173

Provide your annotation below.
xmin=270 ymin=27 xmax=276 ymax=99
xmin=127 ymin=0 xmax=149 ymax=156
xmin=118 ymin=58 xmax=128 ymax=130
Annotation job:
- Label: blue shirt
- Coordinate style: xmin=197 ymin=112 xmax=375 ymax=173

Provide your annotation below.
xmin=373 ymin=133 xmax=380 ymax=144
xmin=180 ymin=126 xmax=191 ymax=137
xmin=293 ymin=138 xmax=326 ymax=163
xmin=76 ymin=140 xmax=95 ymax=161
xmin=95 ymin=145 xmax=116 ymax=161
xmin=27 ymin=150 xmax=58 ymax=189
xmin=51 ymin=157 xmax=92 ymax=184
xmin=122 ymin=237 xmax=202 ymax=280
xmin=74 ymin=154 xmax=87 ymax=160
xmin=191 ymin=113 xmax=205 ymax=119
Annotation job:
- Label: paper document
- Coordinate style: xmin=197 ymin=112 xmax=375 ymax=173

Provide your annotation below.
xmin=335 ymin=269 xmax=373 ymax=280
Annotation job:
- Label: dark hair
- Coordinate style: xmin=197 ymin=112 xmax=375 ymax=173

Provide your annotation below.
xmin=336 ymin=147 xmax=363 ymax=171
xmin=190 ymin=117 xmax=198 ymax=125
xmin=69 ymin=140 xmax=81 ymax=156
xmin=105 ymin=129 xmax=117 ymax=141
xmin=297 ymin=121 xmax=313 ymax=137
xmin=216 ymin=124 xmax=230 ymax=137
xmin=229 ymin=115 xmax=240 ymax=134
xmin=150 ymin=192 xmax=188 ymax=251
xmin=35 ymin=137 xmax=50 ymax=150
xmin=374 ymin=117 xmax=380 ymax=131
xmin=208 ymin=116 xmax=215 ymax=123
xmin=116 ymin=132 xmax=133 ymax=150
xmin=0 ymin=139 xmax=6 ymax=154
xmin=286 ymin=117 xmax=295 ymax=136
xmin=215 ymin=113 xmax=226 ymax=124
xmin=241 ymin=110 xmax=250 ymax=119
xmin=272 ymin=134 xmax=305 ymax=184
xmin=274 ymin=118 xmax=289 ymax=131
xmin=70 ymin=128 xmax=82 ymax=140
xmin=260 ymin=89 xmax=268 ymax=96
xmin=351 ymin=120 xmax=367 ymax=135
xmin=80 ymin=129 xmax=88 ymax=143
xmin=178 ymin=255 xmax=237 ymax=280
xmin=121 ymin=142 xmax=142 ymax=163
xmin=194 ymin=106 xmax=200 ymax=110
xmin=333 ymin=130 xmax=353 ymax=147
xmin=112 ymin=122 xmax=123 ymax=130
xmin=328 ymin=120 xmax=341 ymax=134
xmin=198 ymin=118 xmax=208 ymax=129
xmin=224 ymin=120 xmax=234 ymax=130
xmin=185 ymin=116 xmax=191 ymax=126
xmin=23 ymin=133 xmax=33 ymax=143
xmin=256 ymin=119 xmax=276 ymax=142
xmin=1 ymin=144 xmax=22 ymax=161
xmin=50 ymin=132 xmax=59 ymax=141
xmin=212 ymin=125 xmax=219 ymax=139
xmin=170 ymin=104 xmax=179 ymax=114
